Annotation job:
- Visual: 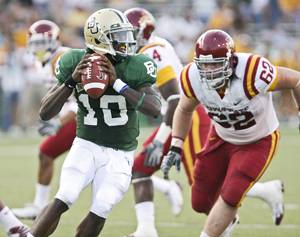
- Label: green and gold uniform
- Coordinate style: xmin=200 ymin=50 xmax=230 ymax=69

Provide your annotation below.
xmin=55 ymin=49 xmax=157 ymax=151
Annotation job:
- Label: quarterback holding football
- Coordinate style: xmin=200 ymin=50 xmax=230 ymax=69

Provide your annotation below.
xmin=29 ymin=8 xmax=161 ymax=237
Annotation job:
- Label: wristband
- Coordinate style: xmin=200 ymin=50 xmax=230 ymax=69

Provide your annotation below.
xmin=171 ymin=136 xmax=184 ymax=149
xmin=119 ymin=85 xmax=129 ymax=94
xmin=170 ymin=145 xmax=182 ymax=154
xmin=64 ymin=77 xmax=77 ymax=89
xmin=154 ymin=122 xmax=172 ymax=143
xmin=113 ymin=78 xmax=128 ymax=93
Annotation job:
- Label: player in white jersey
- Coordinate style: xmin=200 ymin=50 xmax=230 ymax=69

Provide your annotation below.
xmin=161 ymin=29 xmax=300 ymax=237
xmin=12 ymin=20 xmax=77 ymax=220
xmin=124 ymin=8 xmax=183 ymax=237
xmin=125 ymin=10 xmax=284 ymax=237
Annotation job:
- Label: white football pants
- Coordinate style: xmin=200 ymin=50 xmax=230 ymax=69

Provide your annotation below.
xmin=55 ymin=137 xmax=134 ymax=218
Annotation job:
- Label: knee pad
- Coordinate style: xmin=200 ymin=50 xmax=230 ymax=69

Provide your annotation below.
xmin=221 ymin=169 xmax=254 ymax=207
xmin=91 ymin=175 xmax=130 ymax=218
xmin=91 ymin=199 xmax=113 ymax=219
xmin=191 ymin=187 xmax=214 ymax=214
xmin=55 ymin=167 xmax=90 ymax=207
xmin=221 ymin=186 xmax=246 ymax=207
xmin=56 ymin=185 xmax=81 ymax=207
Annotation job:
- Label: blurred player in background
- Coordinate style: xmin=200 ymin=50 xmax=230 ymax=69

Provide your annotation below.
xmin=161 ymin=29 xmax=300 ymax=237
xmin=12 ymin=20 xmax=77 ymax=220
xmin=125 ymin=8 xmax=284 ymax=237
xmin=124 ymin=8 xmax=184 ymax=237
xmin=0 ymin=200 xmax=33 ymax=236
xmin=29 ymin=8 xmax=161 ymax=237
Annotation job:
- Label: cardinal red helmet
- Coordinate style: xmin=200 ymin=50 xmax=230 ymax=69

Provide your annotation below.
xmin=28 ymin=20 xmax=60 ymax=62
xmin=194 ymin=29 xmax=235 ymax=89
xmin=124 ymin=8 xmax=155 ymax=48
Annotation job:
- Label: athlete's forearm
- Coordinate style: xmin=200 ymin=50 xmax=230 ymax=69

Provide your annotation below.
xmin=276 ymin=67 xmax=300 ymax=109
xmin=163 ymin=97 xmax=179 ymax=126
xmin=158 ymin=79 xmax=180 ymax=126
xmin=171 ymin=95 xmax=199 ymax=144
xmin=40 ymin=83 xmax=73 ymax=121
xmin=121 ymin=87 xmax=161 ymax=117
xmin=292 ymin=84 xmax=300 ymax=110
xmin=172 ymin=104 xmax=193 ymax=141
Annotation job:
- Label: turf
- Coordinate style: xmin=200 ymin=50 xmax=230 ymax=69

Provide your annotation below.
xmin=0 ymin=126 xmax=299 ymax=237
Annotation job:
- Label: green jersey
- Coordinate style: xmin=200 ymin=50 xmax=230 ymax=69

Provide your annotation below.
xmin=55 ymin=49 xmax=157 ymax=151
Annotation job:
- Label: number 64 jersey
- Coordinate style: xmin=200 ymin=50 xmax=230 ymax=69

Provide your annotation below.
xmin=180 ymin=53 xmax=279 ymax=145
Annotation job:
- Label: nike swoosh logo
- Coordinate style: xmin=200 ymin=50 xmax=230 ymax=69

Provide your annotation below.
xmin=233 ymin=100 xmax=242 ymax=106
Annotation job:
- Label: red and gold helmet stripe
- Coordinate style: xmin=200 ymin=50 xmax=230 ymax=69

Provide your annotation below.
xmin=180 ymin=63 xmax=196 ymax=98
xmin=243 ymin=55 xmax=260 ymax=99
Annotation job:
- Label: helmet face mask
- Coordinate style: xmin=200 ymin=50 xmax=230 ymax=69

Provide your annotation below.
xmin=194 ymin=29 xmax=235 ymax=90
xmin=109 ymin=25 xmax=136 ymax=56
xmin=84 ymin=9 xmax=137 ymax=57
xmin=194 ymin=56 xmax=232 ymax=89
xmin=28 ymin=20 xmax=60 ymax=62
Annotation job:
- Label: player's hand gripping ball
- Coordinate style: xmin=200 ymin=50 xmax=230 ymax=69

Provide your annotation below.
xmin=81 ymin=54 xmax=109 ymax=99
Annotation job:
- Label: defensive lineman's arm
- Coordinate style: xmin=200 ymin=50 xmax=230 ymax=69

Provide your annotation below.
xmin=160 ymin=94 xmax=199 ymax=178
xmin=273 ymin=67 xmax=300 ymax=108
xmin=171 ymin=95 xmax=199 ymax=142
xmin=143 ymin=78 xmax=180 ymax=167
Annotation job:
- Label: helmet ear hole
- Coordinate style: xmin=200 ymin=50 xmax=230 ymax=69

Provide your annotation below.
xmin=94 ymin=38 xmax=100 ymax=44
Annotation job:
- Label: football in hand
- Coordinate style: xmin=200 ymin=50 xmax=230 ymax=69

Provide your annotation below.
xmin=81 ymin=55 xmax=109 ymax=99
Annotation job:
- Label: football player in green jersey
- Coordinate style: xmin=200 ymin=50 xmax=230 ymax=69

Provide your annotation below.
xmin=30 ymin=8 xmax=161 ymax=237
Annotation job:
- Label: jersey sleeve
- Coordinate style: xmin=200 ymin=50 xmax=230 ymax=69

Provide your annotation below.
xmin=179 ymin=63 xmax=196 ymax=98
xmin=54 ymin=49 xmax=76 ymax=84
xmin=140 ymin=44 xmax=177 ymax=88
xmin=132 ymin=54 xmax=157 ymax=89
xmin=243 ymin=55 xmax=278 ymax=99
xmin=50 ymin=48 xmax=68 ymax=76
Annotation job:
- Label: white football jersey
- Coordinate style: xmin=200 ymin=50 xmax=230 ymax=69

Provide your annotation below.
xmin=138 ymin=35 xmax=183 ymax=114
xmin=36 ymin=46 xmax=77 ymax=116
xmin=180 ymin=53 xmax=279 ymax=144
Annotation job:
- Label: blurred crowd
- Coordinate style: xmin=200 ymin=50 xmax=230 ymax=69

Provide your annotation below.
xmin=0 ymin=0 xmax=300 ymax=134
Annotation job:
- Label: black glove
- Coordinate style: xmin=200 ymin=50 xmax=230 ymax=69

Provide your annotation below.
xmin=144 ymin=140 xmax=164 ymax=167
xmin=160 ymin=146 xmax=182 ymax=179
xmin=38 ymin=118 xmax=61 ymax=136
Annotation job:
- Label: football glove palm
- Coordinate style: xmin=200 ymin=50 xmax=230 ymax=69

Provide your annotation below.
xmin=38 ymin=118 xmax=61 ymax=136
xmin=144 ymin=140 xmax=164 ymax=167
xmin=160 ymin=146 xmax=182 ymax=179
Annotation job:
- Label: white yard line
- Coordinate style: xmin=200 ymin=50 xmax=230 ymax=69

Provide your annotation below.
xmin=103 ymin=221 xmax=300 ymax=229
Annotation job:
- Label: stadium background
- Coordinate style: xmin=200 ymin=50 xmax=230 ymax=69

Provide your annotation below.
xmin=0 ymin=0 xmax=299 ymax=237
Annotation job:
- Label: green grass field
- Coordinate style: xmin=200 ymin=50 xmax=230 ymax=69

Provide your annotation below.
xmin=0 ymin=127 xmax=299 ymax=237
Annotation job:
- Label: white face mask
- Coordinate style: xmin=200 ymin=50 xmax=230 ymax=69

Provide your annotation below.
xmin=194 ymin=56 xmax=233 ymax=89
xmin=28 ymin=35 xmax=59 ymax=62
xmin=109 ymin=28 xmax=136 ymax=56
